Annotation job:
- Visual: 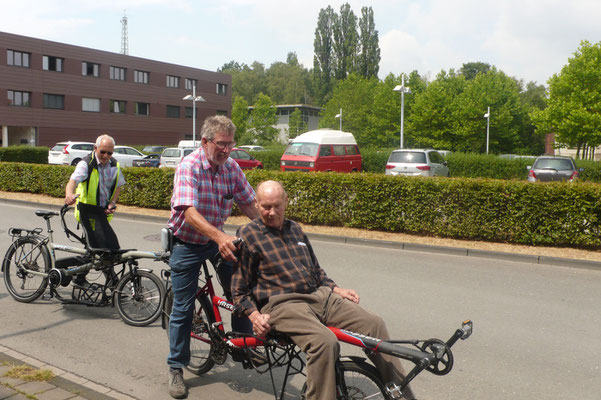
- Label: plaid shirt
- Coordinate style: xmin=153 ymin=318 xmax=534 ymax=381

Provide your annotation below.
xmin=168 ymin=148 xmax=255 ymax=244
xmin=232 ymin=218 xmax=336 ymax=316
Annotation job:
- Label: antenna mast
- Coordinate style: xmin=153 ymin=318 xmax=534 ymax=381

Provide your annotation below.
xmin=120 ymin=11 xmax=129 ymax=55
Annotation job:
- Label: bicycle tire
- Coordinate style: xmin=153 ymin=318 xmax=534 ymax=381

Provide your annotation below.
xmin=2 ymin=236 xmax=50 ymax=303
xmin=301 ymin=358 xmax=389 ymax=400
xmin=115 ymin=270 xmax=165 ymax=327
xmin=164 ymin=292 xmax=216 ymax=375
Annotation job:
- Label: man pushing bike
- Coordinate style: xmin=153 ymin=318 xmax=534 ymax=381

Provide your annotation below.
xmin=232 ymin=180 xmax=417 ymax=400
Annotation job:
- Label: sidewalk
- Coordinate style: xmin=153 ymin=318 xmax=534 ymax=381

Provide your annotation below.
xmin=0 ymin=345 xmax=133 ymax=400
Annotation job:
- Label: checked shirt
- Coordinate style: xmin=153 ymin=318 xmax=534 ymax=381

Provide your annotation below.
xmin=232 ymin=218 xmax=336 ymax=316
xmin=168 ymin=148 xmax=255 ymax=244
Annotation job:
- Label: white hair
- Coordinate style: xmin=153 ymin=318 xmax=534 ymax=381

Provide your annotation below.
xmin=95 ymin=134 xmax=115 ymax=147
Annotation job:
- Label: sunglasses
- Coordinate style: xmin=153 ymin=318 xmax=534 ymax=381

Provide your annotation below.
xmin=99 ymin=150 xmax=113 ymax=156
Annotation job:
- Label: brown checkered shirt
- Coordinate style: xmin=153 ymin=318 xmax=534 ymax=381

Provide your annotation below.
xmin=232 ymin=218 xmax=336 ymax=316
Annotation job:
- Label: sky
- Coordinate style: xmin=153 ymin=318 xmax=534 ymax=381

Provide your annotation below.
xmin=3 ymin=0 xmax=601 ymax=87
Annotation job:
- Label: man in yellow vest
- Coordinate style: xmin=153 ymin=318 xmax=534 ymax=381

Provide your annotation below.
xmin=64 ymin=134 xmax=125 ymax=288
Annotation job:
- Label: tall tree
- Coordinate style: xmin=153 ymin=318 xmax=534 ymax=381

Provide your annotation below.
xmin=332 ymin=3 xmax=358 ymax=80
xmin=288 ymin=108 xmax=307 ymax=138
xmin=356 ymin=6 xmax=380 ymax=78
xmin=265 ymin=57 xmax=311 ymax=104
xmin=313 ymin=6 xmax=335 ymax=105
xmin=249 ymin=93 xmax=279 ymax=144
xmin=231 ymin=95 xmax=251 ymax=144
xmin=459 ymin=62 xmax=491 ymax=80
xmin=531 ymin=40 xmax=601 ymax=158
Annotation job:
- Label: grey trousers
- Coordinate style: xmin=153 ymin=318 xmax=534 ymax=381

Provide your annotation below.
xmin=261 ymin=286 xmax=416 ymax=400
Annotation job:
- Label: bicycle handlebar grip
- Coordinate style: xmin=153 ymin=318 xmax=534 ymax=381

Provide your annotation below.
xmin=232 ymin=237 xmax=244 ymax=246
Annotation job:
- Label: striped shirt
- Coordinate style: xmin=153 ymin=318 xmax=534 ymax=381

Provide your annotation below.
xmin=232 ymin=218 xmax=336 ymax=316
xmin=168 ymin=147 xmax=255 ymax=244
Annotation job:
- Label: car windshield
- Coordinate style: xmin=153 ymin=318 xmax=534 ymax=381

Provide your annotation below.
xmin=284 ymin=143 xmax=319 ymax=156
xmin=388 ymin=151 xmax=427 ymax=164
xmin=51 ymin=144 xmax=67 ymax=151
xmin=162 ymin=149 xmax=180 ymax=157
xmin=534 ymin=158 xmax=574 ymax=170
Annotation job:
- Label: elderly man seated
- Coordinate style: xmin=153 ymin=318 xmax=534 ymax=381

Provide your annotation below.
xmin=232 ymin=180 xmax=417 ymax=400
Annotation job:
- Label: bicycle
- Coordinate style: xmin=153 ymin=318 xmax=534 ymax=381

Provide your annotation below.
xmin=2 ymin=202 xmax=170 ymax=326
xmin=161 ymin=246 xmax=474 ymax=399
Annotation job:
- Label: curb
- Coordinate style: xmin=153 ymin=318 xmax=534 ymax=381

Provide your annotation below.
xmin=3 ymin=197 xmax=600 ymax=271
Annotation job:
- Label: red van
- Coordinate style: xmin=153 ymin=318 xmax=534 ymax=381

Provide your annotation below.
xmin=280 ymin=129 xmax=362 ymax=172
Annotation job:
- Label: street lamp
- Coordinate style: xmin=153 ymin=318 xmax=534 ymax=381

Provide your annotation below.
xmin=483 ymin=107 xmax=490 ymax=154
xmin=182 ymin=82 xmax=206 ymax=146
xmin=394 ymin=75 xmax=411 ymax=149
xmin=335 ymin=108 xmax=342 ymax=131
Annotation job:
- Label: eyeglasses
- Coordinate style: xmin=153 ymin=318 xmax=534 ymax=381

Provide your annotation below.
xmin=98 ymin=150 xmax=113 ymax=156
xmin=209 ymin=139 xmax=236 ymax=150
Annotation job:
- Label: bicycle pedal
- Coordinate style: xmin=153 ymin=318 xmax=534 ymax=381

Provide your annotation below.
xmin=385 ymin=382 xmax=403 ymax=399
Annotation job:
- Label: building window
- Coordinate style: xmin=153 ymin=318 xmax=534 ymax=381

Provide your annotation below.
xmin=135 ymin=102 xmax=150 ymax=115
xmin=7 ymin=90 xmax=31 ymax=107
xmin=110 ymin=66 xmax=126 ymax=81
xmin=134 ymin=70 xmax=149 ymax=84
xmin=166 ymin=105 xmax=180 ymax=118
xmin=43 ymin=93 xmax=65 ymax=109
xmin=110 ymin=100 xmax=126 ymax=114
xmin=185 ymin=107 xmax=197 ymax=118
xmin=82 ymin=62 xmax=100 ymax=77
xmin=43 ymin=56 xmax=63 ymax=72
xmin=185 ymin=78 xmax=197 ymax=90
xmin=166 ymin=75 xmax=180 ymax=88
xmin=7 ymin=50 xmax=30 ymax=67
xmin=216 ymin=83 xmax=227 ymax=95
xmin=82 ymin=97 xmax=101 ymax=112
xmin=216 ymin=110 xmax=228 ymax=116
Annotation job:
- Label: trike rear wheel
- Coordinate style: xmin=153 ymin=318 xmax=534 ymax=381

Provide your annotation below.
xmin=3 ymin=237 xmax=50 ymax=303
xmin=115 ymin=270 xmax=165 ymax=326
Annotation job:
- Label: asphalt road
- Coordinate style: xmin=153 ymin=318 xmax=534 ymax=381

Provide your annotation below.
xmin=1 ymin=202 xmax=600 ymax=400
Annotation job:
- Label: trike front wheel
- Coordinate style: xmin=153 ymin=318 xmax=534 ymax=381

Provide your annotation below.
xmin=2 ymin=237 xmax=50 ymax=303
xmin=115 ymin=270 xmax=165 ymax=326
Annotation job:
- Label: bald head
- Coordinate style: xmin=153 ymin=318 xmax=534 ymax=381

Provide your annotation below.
xmin=255 ymin=180 xmax=288 ymax=229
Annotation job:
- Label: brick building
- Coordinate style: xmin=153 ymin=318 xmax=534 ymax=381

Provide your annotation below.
xmin=0 ymin=31 xmax=231 ymax=147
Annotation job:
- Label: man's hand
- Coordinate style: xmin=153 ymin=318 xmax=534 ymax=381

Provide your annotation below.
xmin=249 ymin=311 xmax=271 ymax=337
xmin=65 ymin=193 xmax=79 ymax=205
xmin=105 ymin=202 xmax=117 ymax=215
xmin=216 ymin=232 xmax=241 ymax=262
xmin=333 ymin=286 xmax=360 ymax=304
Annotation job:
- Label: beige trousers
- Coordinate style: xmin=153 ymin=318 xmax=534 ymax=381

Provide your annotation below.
xmin=261 ymin=286 xmax=416 ymax=400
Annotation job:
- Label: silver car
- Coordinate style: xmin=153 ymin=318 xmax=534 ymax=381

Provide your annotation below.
xmin=385 ymin=149 xmax=450 ymax=177
xmin=159 ymin=147 xmax=195 ymax=168
xmin=527 ymin=156 xmax=580 ymax=182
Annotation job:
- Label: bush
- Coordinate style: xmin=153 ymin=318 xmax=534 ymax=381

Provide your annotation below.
xmin=0 ymin=146 xmax=49 ymax=164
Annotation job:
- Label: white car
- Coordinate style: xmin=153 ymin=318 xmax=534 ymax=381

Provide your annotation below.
xmin=385 ymin=149 xmax=450 ymax=177
xmin=112 ymin=146 xmax=146 ymax=167
xmin=48 ymin=141 xmax=95 ymax=165
xmin=159 ymin=147 xmax=195 ymax=168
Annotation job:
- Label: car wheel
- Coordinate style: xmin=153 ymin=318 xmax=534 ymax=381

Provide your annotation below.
xmin=71 ymin=158 xmax=81 ymax=166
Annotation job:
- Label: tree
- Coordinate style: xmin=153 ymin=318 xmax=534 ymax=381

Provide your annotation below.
xmin=356 ymin=6 xmax=380 ymax=78
xmin=220 ymin=61 xmax=267 ymax=104
xmin=231 ymin=95 xmax=252 ymax=144
xmin=249 ymin=93 xmax=279 ymax=144
xmin=459 ymin=62 xmax=491 ymax=80
xmin=313 ymin=6 xmax=335 ymax=105
xmin=531 ymin=40 xmax=601 ymax=159
xmin=332 ymin=3 xmax=358 ymax=80
xmin=288 ymin=108 xmax=307 ymax=139
xmin=265 ymin=57 xmax=311 ymax=104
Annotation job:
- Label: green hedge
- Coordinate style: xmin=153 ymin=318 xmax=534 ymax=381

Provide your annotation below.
xmin=0 ymin=146 xmax=49 ymax=164
xmin=2 ymin=162 xmax=600 ymax=249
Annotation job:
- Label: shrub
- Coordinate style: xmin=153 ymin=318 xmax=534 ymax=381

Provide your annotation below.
xmin=0 ymin=146 xmax=48 ymax=164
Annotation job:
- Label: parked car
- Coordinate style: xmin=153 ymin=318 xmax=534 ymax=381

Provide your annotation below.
xmin=48 ymin=141 xmax=95 ymax=165
xmin=230 ymin=148 xmax=263 ymax=169
xmin=239 ymin=145 xmax=265 ymax=152
xmin=132 ymin=153 xmax=160 ymax=168
xmin=142 ymin=145 xmax=167 ymax=154
xmin=527 ymin=156 xmax=581 ymax=182
xmin=112 ymin=146 xmax=145 ymax=167
xmin=160 ymin=147 xmax=195 ymax=168
xmin=385 ymin=149 xmax=450 ymax=177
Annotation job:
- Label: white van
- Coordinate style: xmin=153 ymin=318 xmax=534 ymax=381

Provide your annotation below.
xmin=280 ymin=129 xmax=362 ymax=172
xmin=177 ymin=140 xmax=202 ymax=149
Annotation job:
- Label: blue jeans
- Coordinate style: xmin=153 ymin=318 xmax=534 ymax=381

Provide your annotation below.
xmin=166 ymin=241 xmax=252 ymax=369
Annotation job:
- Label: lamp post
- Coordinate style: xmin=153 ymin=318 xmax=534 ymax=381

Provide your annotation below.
xmin=182 ymin=82 xmax=206 ymax=146
xmin=483 ymin=107 xmax=490 ymax=154
xmin=394 ymin=75 xmax=411 ymax=149
xmin=335 ymin=108 xmax=342 ymax=131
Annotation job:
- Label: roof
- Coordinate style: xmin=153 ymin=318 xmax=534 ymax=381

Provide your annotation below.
xmin=292 ymin=129 xmax=357 ymax=145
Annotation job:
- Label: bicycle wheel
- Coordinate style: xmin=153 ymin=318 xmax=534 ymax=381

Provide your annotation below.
xmin=2 ymin=236 xmax=50 ymax=303
xmin=164 ymin=292 xmax=216 ymax=375
xmin=301 ymin=358 xmax=388 ymax=400
xmin=115 ymin=270 xmax=165 ymax=327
